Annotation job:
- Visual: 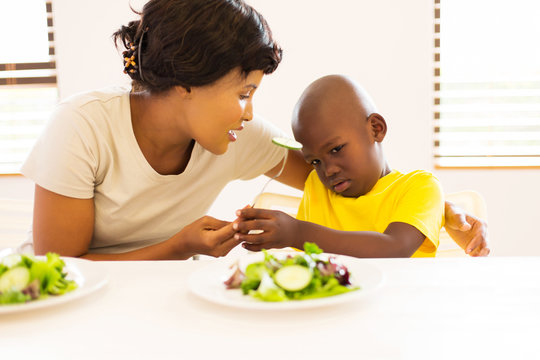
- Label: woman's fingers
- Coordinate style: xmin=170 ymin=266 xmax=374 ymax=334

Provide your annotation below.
xmin=200 ymin=215 xmax=231 ymax=230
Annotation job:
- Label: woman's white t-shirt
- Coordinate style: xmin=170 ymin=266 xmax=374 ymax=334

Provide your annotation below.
xmin=21 ymin=87 xmax=285 ymax=254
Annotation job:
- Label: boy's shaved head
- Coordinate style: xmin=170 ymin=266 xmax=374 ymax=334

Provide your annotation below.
xmin=292 ymin=75 xmax=378 ymax=132
xmin=291 ymin=74 xmax=389 ymax=198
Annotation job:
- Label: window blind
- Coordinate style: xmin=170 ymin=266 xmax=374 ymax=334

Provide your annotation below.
xmin=434 ymin=0 xmax=540 ymax=168
xmin=0 ymin=0 xmax=58 ymax=174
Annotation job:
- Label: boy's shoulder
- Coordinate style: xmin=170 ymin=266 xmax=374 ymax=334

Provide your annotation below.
xmin=396 ymin=170 xmax=439 ymax=182
xmin=387 ymin=169 xmax=441 ymax=189
xmin=388 ymin=170 xmax=443 ymax=201
xmin=398 ymin=169 xmax=438 ymax=181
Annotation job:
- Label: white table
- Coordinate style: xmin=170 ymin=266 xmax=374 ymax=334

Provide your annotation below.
xmin=1 ymin=256 xmax=539 ymax=359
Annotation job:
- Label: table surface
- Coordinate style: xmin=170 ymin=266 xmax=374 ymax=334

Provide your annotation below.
xmin=2 ymin=255 xmax=539 ymax=359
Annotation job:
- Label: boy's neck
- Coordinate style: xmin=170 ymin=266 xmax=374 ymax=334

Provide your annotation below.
xmin=380 ymin=162 xmax=392 ymax=179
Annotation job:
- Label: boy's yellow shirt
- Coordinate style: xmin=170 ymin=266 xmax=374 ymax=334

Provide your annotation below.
xmin=297 ymin=169 xmax=445 ymax=257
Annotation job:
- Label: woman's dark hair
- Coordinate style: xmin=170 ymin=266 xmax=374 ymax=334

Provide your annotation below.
xmin=113 ymin=0 xmax=282 ymax=93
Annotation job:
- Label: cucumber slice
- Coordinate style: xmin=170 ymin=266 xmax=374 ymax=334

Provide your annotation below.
xmin=274 ymin=265 xmax=312 ymax=291
xmin=272 ymin=137 xmax=303 ymax=150
xmin=0 ymin=266 xmax=30 ymax=293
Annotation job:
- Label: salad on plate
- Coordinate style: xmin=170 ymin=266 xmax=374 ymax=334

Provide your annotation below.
xmin=224 ymin=242 xmax=359 ymax=302
xmin=0 ymin=252 xmax=78 ymax=305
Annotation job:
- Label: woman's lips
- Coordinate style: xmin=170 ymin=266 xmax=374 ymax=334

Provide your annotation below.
xmin=228 ymin=124 xmax=244 ymax=142
xmin=333 ymin=180 xmax=351 ymax=193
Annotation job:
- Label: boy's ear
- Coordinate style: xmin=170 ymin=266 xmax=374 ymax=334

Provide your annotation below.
xmin=368 ymin=113 xmax=387 ymax=142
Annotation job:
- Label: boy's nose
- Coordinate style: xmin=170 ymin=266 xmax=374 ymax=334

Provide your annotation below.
xmin=323 ymin=161 xmax=340 ymax=178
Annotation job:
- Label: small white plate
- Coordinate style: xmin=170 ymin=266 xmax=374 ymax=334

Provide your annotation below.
xmin=0 ymin=257 xmax=108 ymax=314
xmin=189 ymin=252 xmax=383 ymax=310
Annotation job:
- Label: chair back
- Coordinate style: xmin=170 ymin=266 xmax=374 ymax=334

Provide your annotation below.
xmin=253 ymin=192 xmax=302 ymax=217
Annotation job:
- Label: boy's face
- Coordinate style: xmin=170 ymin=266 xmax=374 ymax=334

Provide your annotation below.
xmin=294 ymin=107 xmax=386 ymax=198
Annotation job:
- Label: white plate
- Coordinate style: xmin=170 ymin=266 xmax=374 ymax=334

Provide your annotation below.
xmin=0 ymin=256 xmax=108 ymax=314
xmin=189 ymin=252 xmax=383 ymax=310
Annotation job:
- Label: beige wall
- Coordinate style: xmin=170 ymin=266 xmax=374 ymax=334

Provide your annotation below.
xmin=2 ymin=0 xmax=539 ymax=255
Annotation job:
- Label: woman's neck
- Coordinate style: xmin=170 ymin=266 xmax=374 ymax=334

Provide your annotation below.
xmin=130 ymin=91 xmax=195 ymax=175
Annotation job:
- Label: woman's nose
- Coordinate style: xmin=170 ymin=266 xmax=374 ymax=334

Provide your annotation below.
xmin=242 ymin=102 xmax=253 ymax=122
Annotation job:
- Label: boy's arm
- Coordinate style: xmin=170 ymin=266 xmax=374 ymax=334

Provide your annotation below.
xmin=444 ymin=201 xmax=489 ymax=256
xmin=233 ymin=208 xmax=425 ymax=257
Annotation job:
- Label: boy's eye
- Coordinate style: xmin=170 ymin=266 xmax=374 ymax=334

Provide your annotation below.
xmin=330 ymin=145 xmax=344 ymax=153
xmin=310 ymin=159 xmax=320 ymax=166
xmin=239 ymin=94 xmax=250 ymax=100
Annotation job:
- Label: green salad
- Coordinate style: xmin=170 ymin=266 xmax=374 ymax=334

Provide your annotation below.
xmin=224 ymin=242 xmax=359 ymax=302
xmin=0 ymin=253 xmax=78 ymax=305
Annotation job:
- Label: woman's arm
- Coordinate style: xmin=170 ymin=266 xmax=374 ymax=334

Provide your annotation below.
xmin=265 ymin=149 xmax=312 ymax=190
xmin=33 ymin=185 xmax=241 ymax=260
xmin=233 ymin=208 xmax=425 ymax=257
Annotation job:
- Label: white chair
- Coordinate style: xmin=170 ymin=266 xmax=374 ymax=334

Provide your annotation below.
xmin=253 ymin=190 xmax=488 ymax=258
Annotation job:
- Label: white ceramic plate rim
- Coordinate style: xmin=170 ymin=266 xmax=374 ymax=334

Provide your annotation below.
xmin=0 ymin=256 xmax=108 ymax=314
xmin=189 ymin=252 xmax=384 ymax=310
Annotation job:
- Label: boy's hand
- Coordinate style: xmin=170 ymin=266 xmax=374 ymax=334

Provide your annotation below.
xmin=233 ymin=208 xmax=300 ymax=252
xmin=444 ymin=201 xmax=489 ymax=256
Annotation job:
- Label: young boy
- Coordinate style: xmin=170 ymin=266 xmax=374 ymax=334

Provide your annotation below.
xmin=233 ymin=75 xmax=444 ymax=257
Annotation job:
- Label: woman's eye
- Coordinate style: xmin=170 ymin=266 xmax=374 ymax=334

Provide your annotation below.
xmin=310 ymin=159 xmax=320 ymax=166
xmin=331 ymin=145 xmax=344 ymax=153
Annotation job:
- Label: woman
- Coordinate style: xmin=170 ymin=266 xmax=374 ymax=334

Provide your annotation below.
xmin=21 ymin=0 xmax=487 ymax=260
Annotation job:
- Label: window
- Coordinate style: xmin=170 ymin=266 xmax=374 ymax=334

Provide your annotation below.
xmin=434 ymin=0 xmax=540 ymax=167
xmin=0 ymin=0 xmax=58 ymax=174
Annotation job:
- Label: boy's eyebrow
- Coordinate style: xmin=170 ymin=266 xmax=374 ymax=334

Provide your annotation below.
xmin=320 ymin=136 xmax=342 ymax=150
xmin=244 ymin=84 xmax=258 ymax=90
xmin=303 ymin=136 xmax=342 ymax=159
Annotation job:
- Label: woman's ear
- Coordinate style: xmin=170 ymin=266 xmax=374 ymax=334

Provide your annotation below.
xmin=174 ymin=85 xmax=192 ymax=98
xmin=368 ymin=113 xmax=387 ymax=142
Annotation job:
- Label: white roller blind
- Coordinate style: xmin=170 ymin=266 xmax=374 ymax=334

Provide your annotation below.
xmin=434 ymin=0 xmax=540 ymax=167
xmin=0 ymin=0 xmax=58 ymax=174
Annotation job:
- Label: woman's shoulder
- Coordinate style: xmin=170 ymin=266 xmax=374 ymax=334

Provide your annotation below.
xmin=58 ymin=86 xmax=131 ymax=110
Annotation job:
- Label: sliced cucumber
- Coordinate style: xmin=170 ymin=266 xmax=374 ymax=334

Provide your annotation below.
xmin=0 ymin=266 xmax=30 ymax=293
xmin=274 ymin=265 xmax=312 ymax=291
xmin=272 ymin=137 xmax=303 ymax=150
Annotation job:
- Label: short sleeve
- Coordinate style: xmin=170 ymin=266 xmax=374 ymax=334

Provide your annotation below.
xmin=20 ymin=103 xmax=99 ymax=199
xmin=296 ymin=171 xmax=317 ymax=221
xmin=389 ymin=172 xmax=445 ymax=251
xmin=232 ymin=114 xmax=287 ymax=180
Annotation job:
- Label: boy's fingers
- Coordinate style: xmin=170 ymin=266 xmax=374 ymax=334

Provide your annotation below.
xmin=478 ymin=247 xmax=491 ymax=256
xmin=235 ymin=207 xmax=275 ymax=219
xmin=465 ymin=234 xmax=483 ymax=254
xmin=234 ymin=219 xmax=269 ymax=234
xmin=234 ymin=232 xmax=267 ymax=245
xmin=242 ymin=242 xmax=265 ymax=252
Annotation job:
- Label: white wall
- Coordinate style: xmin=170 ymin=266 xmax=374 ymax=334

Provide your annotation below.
xmin=2 ymin=0 xmax=539 ymax=255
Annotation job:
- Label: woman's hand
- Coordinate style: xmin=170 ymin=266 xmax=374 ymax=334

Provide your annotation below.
xmin=444 ymin=201 xmax=489 ymax=256
xmin=232 ymin=207 xmax=301 ymax=251
xmin=176 ymin=216 xmax=241 ymax=258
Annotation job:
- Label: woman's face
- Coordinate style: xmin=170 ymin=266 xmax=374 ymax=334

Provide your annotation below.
xmin=184 ymin=69 xmax=264 ymax=155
